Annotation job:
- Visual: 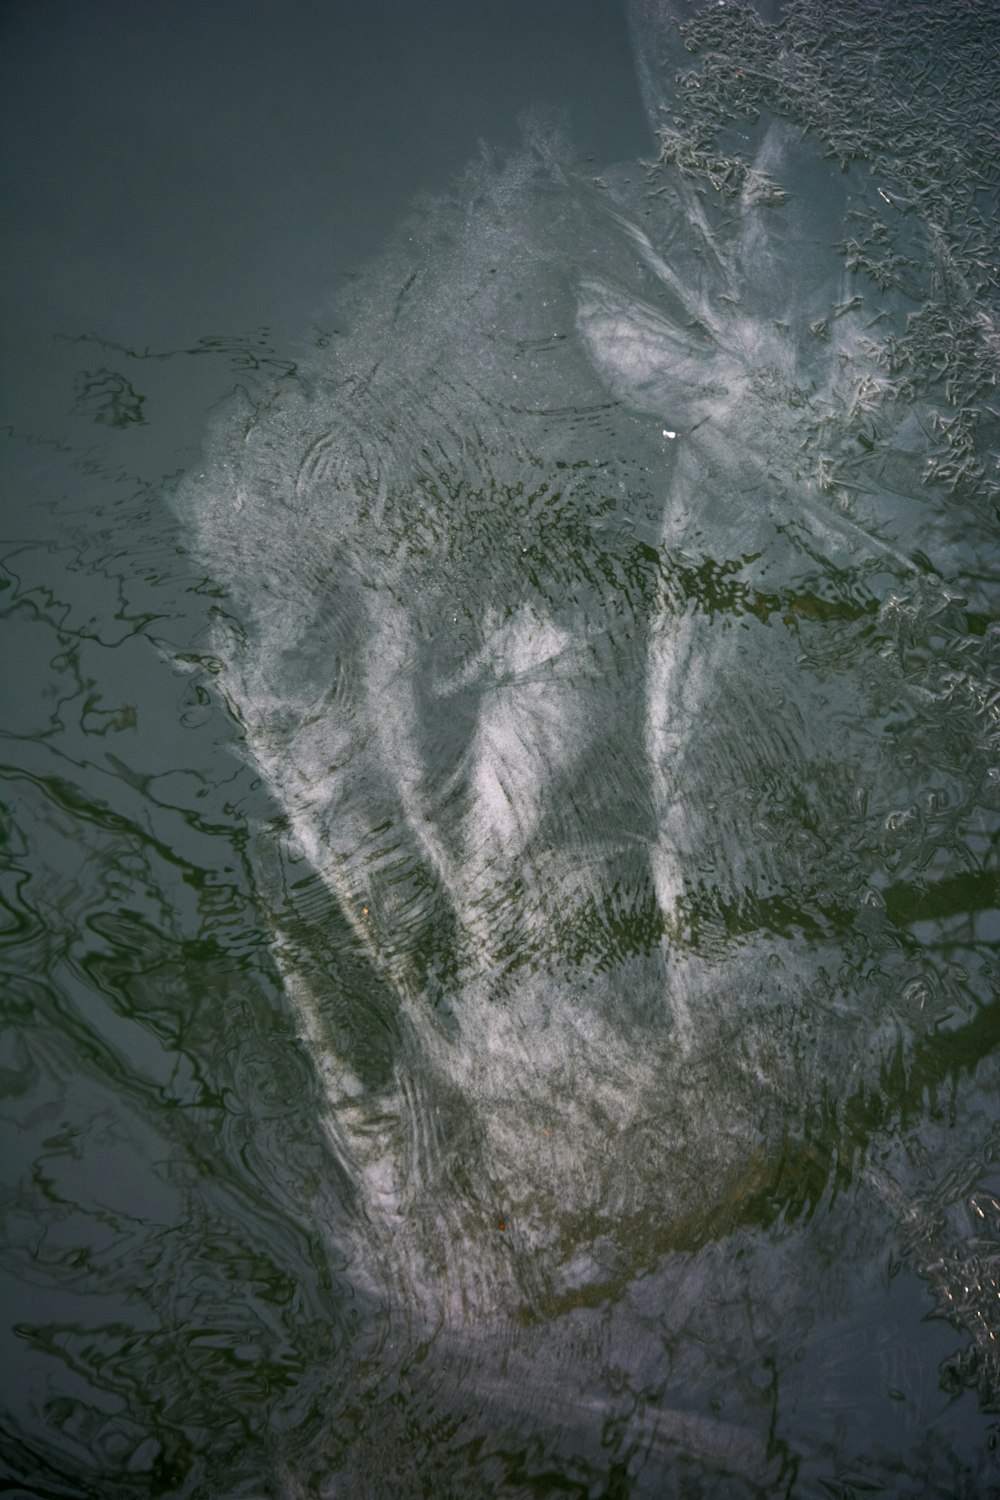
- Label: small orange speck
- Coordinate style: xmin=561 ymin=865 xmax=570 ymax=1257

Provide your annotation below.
xmin=498 ymin=1220 xmax=506 ymax=1231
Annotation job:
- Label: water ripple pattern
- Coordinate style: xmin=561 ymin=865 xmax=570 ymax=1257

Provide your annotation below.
xmin=3 ymin=0 xmax=998 ymax=1495
xmin=169 ymin=2 xmax=1000 ymax=1491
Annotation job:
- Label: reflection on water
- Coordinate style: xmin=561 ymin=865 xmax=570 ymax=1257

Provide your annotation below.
xmin=3 ymin=0 xmax=999 ymax=1494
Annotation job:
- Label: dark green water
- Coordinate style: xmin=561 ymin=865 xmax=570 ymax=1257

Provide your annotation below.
xmin=2 ymin=2 xmax=999 ymax=1496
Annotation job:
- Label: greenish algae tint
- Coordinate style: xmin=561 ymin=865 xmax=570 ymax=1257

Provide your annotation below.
xmin=2 ymin=2 xmax=998 ymax=1495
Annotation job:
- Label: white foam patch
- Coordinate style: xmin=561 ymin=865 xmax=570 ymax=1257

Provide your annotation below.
xmin=463 ymin=606 xmax=580 ymax=868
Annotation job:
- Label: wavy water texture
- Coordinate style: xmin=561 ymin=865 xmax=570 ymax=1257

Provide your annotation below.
xmin=174 ymin=0 xmax=1000 ymax=1491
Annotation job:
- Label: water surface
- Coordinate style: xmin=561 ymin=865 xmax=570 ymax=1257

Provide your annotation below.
xmin=2 ymin=2 xmax=999 ymax=1495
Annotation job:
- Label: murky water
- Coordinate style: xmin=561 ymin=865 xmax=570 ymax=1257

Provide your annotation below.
xmin=3 ymin=2 xmax=999 ymax=1495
